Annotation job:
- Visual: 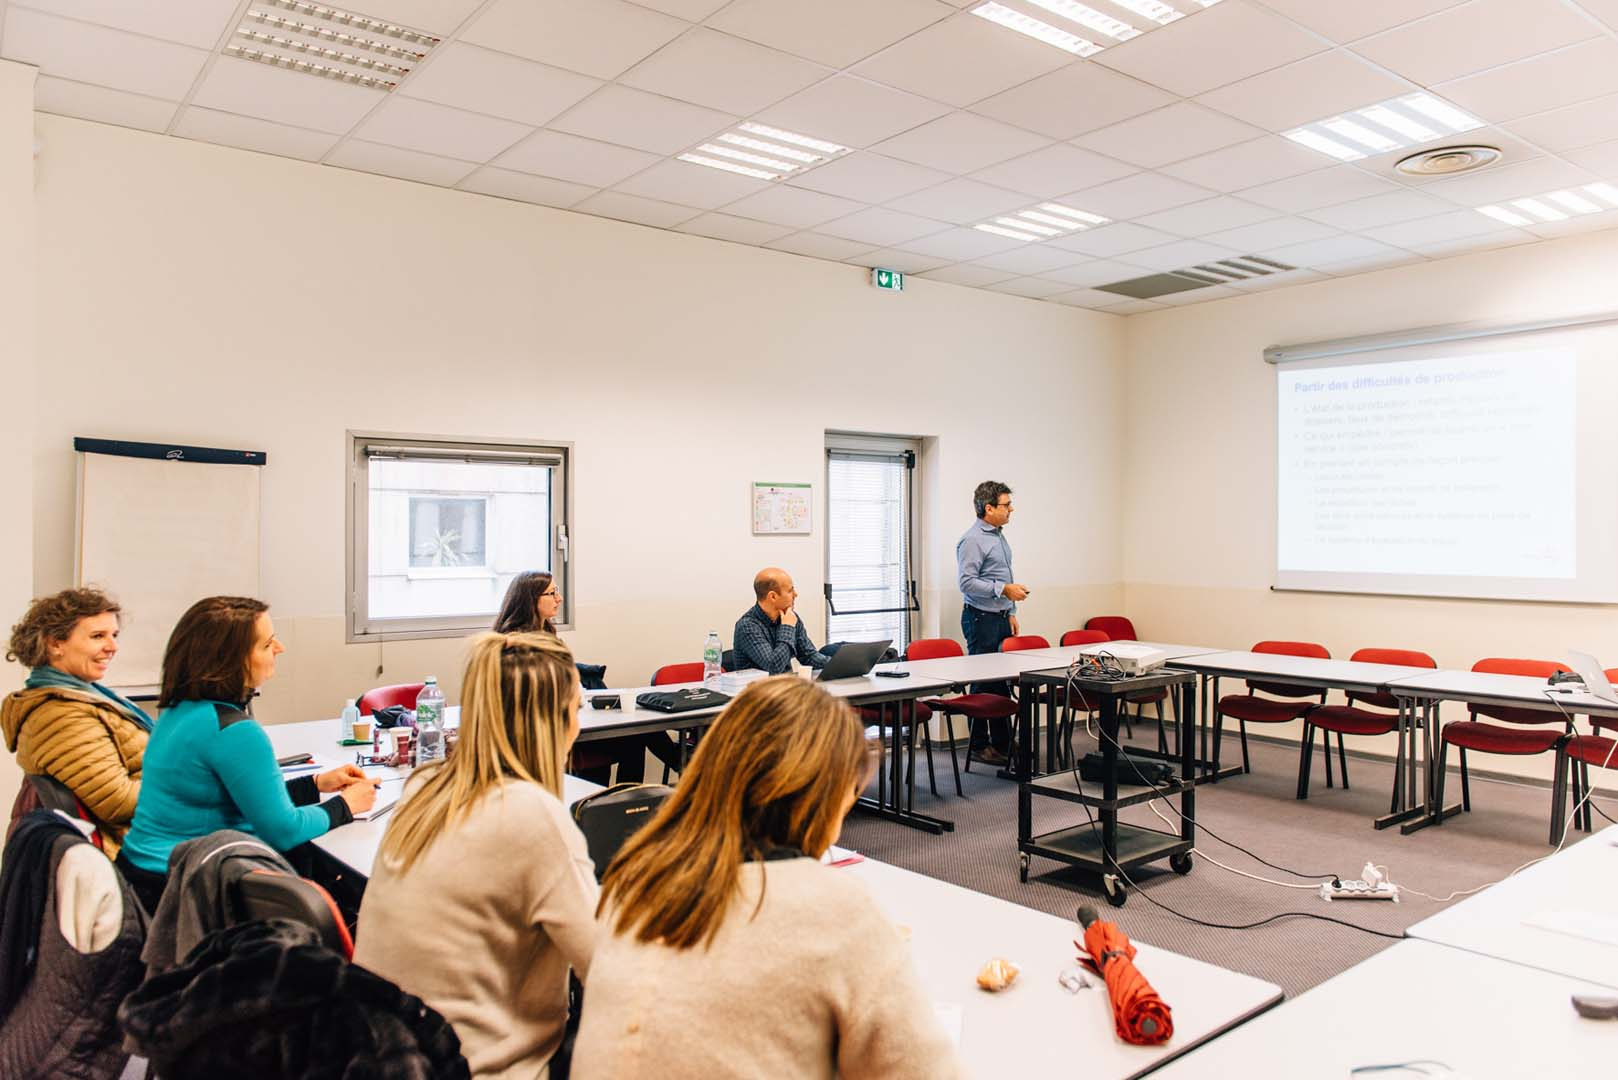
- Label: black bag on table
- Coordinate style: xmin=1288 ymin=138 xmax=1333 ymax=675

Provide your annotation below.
xmin=570 ymin=783 xmax=673 ymax=881
xmin=634 ymin=688 xmax=730 ymax=713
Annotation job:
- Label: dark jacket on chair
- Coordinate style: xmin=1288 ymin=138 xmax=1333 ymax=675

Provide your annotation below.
xmin=140 ymin=829 xmax=293 ymax=975
xmin=120 ymin=918 xmax=469 ymax=1080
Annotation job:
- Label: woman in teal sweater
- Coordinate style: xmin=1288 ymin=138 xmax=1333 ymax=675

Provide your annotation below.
xmin=117 ymin=596 xmax=376 ymax=912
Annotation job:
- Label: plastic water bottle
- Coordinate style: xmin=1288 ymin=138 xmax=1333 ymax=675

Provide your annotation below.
xmin=702 ymin=632 xmax=723 ymax=685
xmin=415 ymin=677 xmax=446 ymax=764
xmin=340 ymin=698 xmax=361 ymax=741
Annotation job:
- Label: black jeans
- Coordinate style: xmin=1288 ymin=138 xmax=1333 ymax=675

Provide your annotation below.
xmin=961 ymin=604 xmax=1014 ymax=750
xmin=576 ymin=733 xmax=686 ymax=786
xmin=115 ymin=849 xmax=168 ymax=916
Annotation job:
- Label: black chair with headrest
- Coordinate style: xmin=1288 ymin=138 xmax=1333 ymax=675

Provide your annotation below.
xmin=233 ymin=869 xmax=353 ymax=959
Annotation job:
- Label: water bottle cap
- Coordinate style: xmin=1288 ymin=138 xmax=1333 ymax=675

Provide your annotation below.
xmin=345 ymin=699 xmax=356 ymax=707
xmin=425 ymin=677 xmax=437 ymax=684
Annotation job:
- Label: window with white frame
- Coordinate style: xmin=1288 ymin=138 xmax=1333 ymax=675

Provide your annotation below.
xmin=349 ymin=434 xmax=570 ymax=641
xmin=824 ymin=436 xmax=918 ymax=651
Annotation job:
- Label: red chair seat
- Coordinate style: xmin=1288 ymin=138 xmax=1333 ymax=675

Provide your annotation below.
xmin=1125 ymin=686 xmax=1168 ymax=705
xmin=1443 ymin=721 xmax=1563 ymax=756
xmin=922 ymin=693 xmax=1018 ymax=720
xmin=859 ymin=701 xmax=932 ymax=726
xmin=1567 ymin=735 xmax=1617 ymax=769
xmin=1471 ymin=704 xmax=1565 ymax=727
xmin=1217 ymin=694 xmax=1315 ymax=725
xmin=1309 ymin=705 xmax=1397 ymax=737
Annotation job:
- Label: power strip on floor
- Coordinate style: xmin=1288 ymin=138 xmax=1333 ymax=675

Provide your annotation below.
xmin=1318 ymin=879 xmax=1400 ymax=902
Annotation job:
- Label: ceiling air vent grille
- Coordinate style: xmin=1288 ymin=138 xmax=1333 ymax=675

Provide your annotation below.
xmin=1096 ymin=254 xmax=1294 ymax=298
xmin=225 ymin=1 xmax=440 ymax=92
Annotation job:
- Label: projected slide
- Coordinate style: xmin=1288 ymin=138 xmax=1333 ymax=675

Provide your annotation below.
xmin=1278 ymin=351 xmax=1576 ymax=582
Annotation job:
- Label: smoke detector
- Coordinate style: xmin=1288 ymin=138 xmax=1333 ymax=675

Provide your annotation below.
xmin=1396 ymin=145 xmax=1501 ymax=177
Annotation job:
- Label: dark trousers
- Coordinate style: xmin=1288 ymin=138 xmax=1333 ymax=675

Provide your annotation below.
xmin=961 ymin=604 xmax=1014 ymax=750
xmin=115 ymin=849 xmax=167 ymax=915
xmin=576 ymin=733 xmax=686 ymax=786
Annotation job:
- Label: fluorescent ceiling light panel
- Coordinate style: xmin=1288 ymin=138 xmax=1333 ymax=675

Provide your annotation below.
xmin=684 ymin=123 xmax=849 ymax=183
xmin=243 ymin=10 xmax=427 ymax=61
xmin=1547 ymin=189 xmax=1601 ymax=214
xmin=233 ymin=29 xmax=412 ymax=77
xmin=1476 ymin=205 xmax=1533 ymax=227
xmin=1039 ymin=203 xmax=1109 ymax=225
xmin=972 ymin=202 xmax=1110 ymax=243
xmin=228 ymin=3 xmax=440 ymax=91
xmin=697 ymin=143 xmax=798 ymax=172
xmin=996 ymin=216 xmax=1062 ymax=237
xmin=716 ymin=133 xmax=819 ymax=164
xmin=1476 ymin=182 xmax=1618 ymax=225
xmin=1511 ymin=197 xmax=1566 ymax=222
xmin=1110 ymin=0 xmax=1185 ymax=26
xmin=677 ymin=153 xmax=778 ymax=180
xmin=224 ymin=43 xmax=399 ymax=89
xmin=970 ymin=2 xmax=1102 ymax=56
xmin=1284 ymin=93 xmax=1483 ymax=162
xmin=1586 ymin=182 xmax=1618 ymax=206
xmin=1024 ymin=0 xmax=1141 ymax=41
xmin=975 ymin=223 xmax=1043 ymax=241
xmin=258 ymin=0 xmax=438 ymax=46
xmin=737 ymin=122 xmax=847 ymax=156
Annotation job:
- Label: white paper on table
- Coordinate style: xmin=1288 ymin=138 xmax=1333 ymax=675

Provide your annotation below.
xmin=353 ymin=777 xmax=408 ymax=821
xmin=1523 ymin=909 xmax=1618 ymax=948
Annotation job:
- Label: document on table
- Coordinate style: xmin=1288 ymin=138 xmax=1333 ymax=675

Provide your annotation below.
xmin=1524 ymin=910 xmax=1618 ymax=948
xmin=354 ymin=776 xmax=408 ymax=821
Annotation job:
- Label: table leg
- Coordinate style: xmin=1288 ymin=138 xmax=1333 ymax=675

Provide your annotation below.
xmin=1400 ymin=699 xmax=1462 ymax=835
xmin=1100 ymin=694 xmax=1119 ymax=865
xmin=1179 ymin=681 xmax=1195 ymax=847
xmin=1375 ymin=695 xmax=1426 ymax=830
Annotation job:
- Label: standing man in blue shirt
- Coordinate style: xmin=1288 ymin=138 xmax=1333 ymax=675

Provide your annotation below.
xmin=956 ymin=481 xmax=1029 ymax=766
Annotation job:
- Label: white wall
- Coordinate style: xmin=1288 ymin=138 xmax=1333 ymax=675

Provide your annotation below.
xmin=1122 ymin=230 xmax=1618 ymax=782
xmin=25 ymin=115 xmax=1126 ymax=736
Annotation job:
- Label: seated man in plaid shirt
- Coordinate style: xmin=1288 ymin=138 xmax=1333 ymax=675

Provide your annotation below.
xmin=732 ymin=568 xmax=830 ymax=675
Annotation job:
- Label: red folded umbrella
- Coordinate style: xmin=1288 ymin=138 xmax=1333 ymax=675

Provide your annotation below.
xmin=1076 ymin=905 xmax=1174 ymax=1046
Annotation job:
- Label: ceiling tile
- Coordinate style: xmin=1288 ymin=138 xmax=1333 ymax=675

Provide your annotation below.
xmin=1223 ymin=268 xmax=1324 ymax=291
xmin=873 ymin=111 xmax=1050 ymax=174
xmin=1063 ymin=172 xmax=1214 ymax=219
xmin=326 ymin=140 xmax=478 ymax=186
xmin=1579 ymin=0 xmax=1618 ymax=29
xmin=1195 ymin=49 xmax=1413 ymax=133
xmin=1351 ymin=0 xmax=1599 ymax=87
xmin=631 ymin=0 xmax=730 ymax=19
xmin=400 ymin=44 xmax=600 ymax=127
xmin=461 ymin=0 xmax=688 ymax=80
xmin=1505 ymin=93 xmax=1618 ymax=153
xmin=1303 ymin=190 xmax=1458 ymax=230
xmin=675 ymin=212 xmax=794 ymax=245
xmin=457 ymin=167 xmax=596 ymax=208
xmin=897 ymin=226 xmax=1024 ymax=260
xmin=356 ymin=96 xmax=531 ymax=162
xmin=549 ymin=85 xmax=735 ymax=155
xmin=851 ymin=11 xmax=1071 ymax=108
xmin=1048 ymin=287 xmax=1130 ymax=308
xmin=919 ymin=264 xmax=1018 ymax=287
xmin=1092 ymin=0 xmax=1326 ymax=98
xmin=190 ymin=55 xmax=385 ymax=134
xmin=618 ymin=27 xmax=831 ymax=115
xmin=1040 ymin=259 xmax=1156 ymax=287
xmin=845 ymin=248 xmax=951 ymax=274
xmin=14 ymin=0 xmax=238 ymax=49
xmin=1564 ymin=138 xmax=1618 ymax=175
xmin=347 ymin=0 xmax=484 ymax=35
xmin=752 ymin=74 xmax=952 ymax=149
xmin=1136 ymin=196 xmax=1279 ymax=237
xmin=1253 ymin=0 xmax=1469 ymax=44
xmin=817 ymin=206 xmax=949 ymax=247
xmin=765 ymin=232 xmax=877 ymax=260
xmin=971 ymin=144 xmax=1135 ymax=199
xmin=1316 ymin=253 xmax=1427 ymax=276
xmin=985 ymin=277 xmax=1072 ymax=299
xmin=1044 ymin=222 xmax=1180 ymax=256
xmin=1436 ymin=38 xmax=1618 ymax=124
xmin=708 ymin=0 xmax=952 ymax=69
xmin=2 ymin=7 xmax=207 ymax=100
xmin=1125 ymin=239 xmax=1243 ymax=271
xmin=34 ymin=76 xmax=175 ymax=133
xmin=1153 ymin=283 xmax=1242 ymax=305
xmin=1203 ymin=216 xmax=1340 ymax=251
xmin=1095 ymin=298 xmax=1165 ymax=314
xmin=722 ymin=185 xmax=865 ymax=229
xmin=971 ymin=62 xmax=1174 ymax=140
xmin=1420 ymin=156 xmax=1596 ymax=206
xmin=1072 ymin=103 xmax=1263 ymax=170
xmin=1237 ymin=166 xmax=1397 ymax=213
xmin=1401 ymin=227 xmax=1538 ymax=257
xmin=1350 ymin=127 xmax=1541 ymax=188
xmin=970 ymin=245 xmax=1083 ymax=275
xmin=1362 ymin=210 xmax=1504 ymax=247
xmin=1160 ymin=135 xmax=1327 ymax=190
xmin=884 ymin=177 xmax=1032 ymax=225
xmin=786 ymin=152 xmax=951 ymax=202
xmin=613 ymin=157 xmax=772 ymax=209
xmin=573 ymin=190 xmax=701 ymax=229
xmin=495 ymin=130 xmax=659 ymax=187
xmin=172 ymin=106 xmax=339 ymax=161
xmin=1519 ymin=209 xmax=1618 ymax=240
xmin=1262 ymin=234 xmax=1410 ymax=267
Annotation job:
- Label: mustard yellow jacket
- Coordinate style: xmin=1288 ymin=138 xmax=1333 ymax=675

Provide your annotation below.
xmin=2 ymin=686 xmax=148 ymax=857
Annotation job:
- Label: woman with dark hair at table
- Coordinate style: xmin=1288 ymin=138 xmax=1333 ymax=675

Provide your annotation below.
xmin=117 ymin=596 xmax=375 ymax=912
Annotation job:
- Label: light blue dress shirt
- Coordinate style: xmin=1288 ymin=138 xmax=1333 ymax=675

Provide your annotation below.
xmin=956 ymin=520 xmax=1015 ymax=614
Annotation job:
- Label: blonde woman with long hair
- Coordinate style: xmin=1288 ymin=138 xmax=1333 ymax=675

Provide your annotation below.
xmin=572 ymin=676 xmax=963 ymax=1080
xmin=355 ymin=632 xmax=597 ymax=1078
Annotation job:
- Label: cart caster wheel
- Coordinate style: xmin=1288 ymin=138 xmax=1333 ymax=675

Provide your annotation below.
xmin=1018 ymin=852 xmax=1029 ymax=883
xmin=1103 ymin=874 xmax=1127 ymax=907
xmin=1170 ymin=852 xmax=1193 ymax=875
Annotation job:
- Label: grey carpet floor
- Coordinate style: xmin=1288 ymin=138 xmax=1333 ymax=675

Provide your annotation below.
xmin=841 ymin=722 xmax=1612 ymax=999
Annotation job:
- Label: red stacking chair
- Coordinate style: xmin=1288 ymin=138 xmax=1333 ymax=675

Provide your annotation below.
xmin=653 ymin=662 xmax=709 ymax=783
xmin=1062 ymin=630 xmax=1110 ymax=648
xmin=1437 ymin=658 xmax=1573 ymax=822
xmin=1083 ymin=617 xmax=1171 ymax=751
xmin=1084 ymin=615 xmax=1138 ymax=642
xmin=1000 ymin=634 xmax=1051 ymax=652
xmin=911 ymin=638 xmax=1018 ymax=793
xmin=1553 ymin=733 xmax=1618 ymax=840
xmin=356 ymin=683 xmax=426 ymax=716
xmin=1056 ymin=630 xmax=1112 ymax=760
xmin=1215 ymin=641 xmax=1330 ymax=775
xmin=1299 ymin=648 xmax=1435 ymax=802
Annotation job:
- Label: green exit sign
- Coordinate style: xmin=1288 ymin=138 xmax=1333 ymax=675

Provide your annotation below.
xmin=871 ymin=267 xmax=904 ymax=292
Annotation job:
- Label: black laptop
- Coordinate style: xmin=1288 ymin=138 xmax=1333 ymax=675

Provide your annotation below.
xmin=814 ymin=639 xmax=893 ymax=682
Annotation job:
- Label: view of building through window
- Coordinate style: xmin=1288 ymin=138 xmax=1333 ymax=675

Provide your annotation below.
xmin=826 ymin=441 xmax=916 ymax=651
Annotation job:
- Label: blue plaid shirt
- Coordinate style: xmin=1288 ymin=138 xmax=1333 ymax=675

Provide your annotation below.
xmin=733 ymin=604 xmax=828 ymax=674
xmin=957 ymin=520 xmax=1015 ymax=613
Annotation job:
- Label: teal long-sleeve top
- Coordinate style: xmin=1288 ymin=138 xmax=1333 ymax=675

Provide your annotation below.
xmin=121 ymin=698 xmax=353 ymax=874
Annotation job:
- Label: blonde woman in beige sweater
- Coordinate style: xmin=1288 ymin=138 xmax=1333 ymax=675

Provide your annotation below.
xmin=355 ymin=632 xmax=597 ymax=1079
xmin=573 ymin=676 xmax=964 ymax=1080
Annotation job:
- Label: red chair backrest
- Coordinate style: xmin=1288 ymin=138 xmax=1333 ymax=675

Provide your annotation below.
xmin=652 ymin=662 xmax=705 ymax=686
xmin=1346 ymin=647 xmax=1437 ymax=710
xmin=1085 ymin=616 xmax=1137 ymax=641
xmin=357 ymin=683 xmax=425 ymax=716
xmin=1469 ymin=657 xmax=1572 ymax=726
xmin=1061 ymin=629 xmax=1110 ymax=647
xmin=906 ymin=638 xmax=964 ymax=661
xmin=1000 ymin=635 xmax=1051 ymax=652
xmin=1247 ymin=640 xmax=1330 ymax=698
